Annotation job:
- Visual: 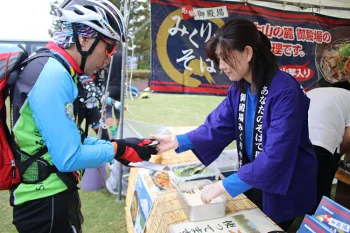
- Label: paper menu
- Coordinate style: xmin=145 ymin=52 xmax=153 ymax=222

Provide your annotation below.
xmin=131 ymin=172 xmax=155 ymax=233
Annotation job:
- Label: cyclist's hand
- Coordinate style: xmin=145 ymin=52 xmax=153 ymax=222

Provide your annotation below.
xmin=111 ymin=138 xmax=158 ymax=166
xmin=151 ymin=135 xmax=179 ymax=154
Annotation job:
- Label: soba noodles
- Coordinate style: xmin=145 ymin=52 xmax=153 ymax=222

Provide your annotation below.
xmin=320 ymin=39 xmax=350 ymax=82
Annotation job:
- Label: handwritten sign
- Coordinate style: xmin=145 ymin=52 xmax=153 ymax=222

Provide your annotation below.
xmin=168 ymin=209 xmax=280 ymax=233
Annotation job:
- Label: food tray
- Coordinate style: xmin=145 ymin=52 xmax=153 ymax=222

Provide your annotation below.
xmin=169 ymin=162 xmax=220 ymax=185
xmin=175 ymin=179 xmax=227 ymax=221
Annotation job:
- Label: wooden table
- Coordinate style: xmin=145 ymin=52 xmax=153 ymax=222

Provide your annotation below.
xmin=125 ymin=127 xmax=281 ymax=233
xmin=335 ymin=168 xmax=350 ymax=209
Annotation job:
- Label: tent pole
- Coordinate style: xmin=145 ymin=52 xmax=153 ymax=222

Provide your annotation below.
xmin=116 ymin=0 xmax=130 ymax=202
xmin=116 ymin=41 xmax=127 ymax=202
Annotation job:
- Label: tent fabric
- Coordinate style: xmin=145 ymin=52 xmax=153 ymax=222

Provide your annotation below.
xmin=224 ymin=0 xmax=350 ymax=19
xmin=117 ymin=119 xmax=170 ymax=138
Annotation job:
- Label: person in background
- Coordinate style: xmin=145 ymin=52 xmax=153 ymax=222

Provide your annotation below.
xmin=76 ymin=71 xmax=121 ymax=139
xmin=307 ymin=81 xmax=350 ymax=210
xmin=152 ymin=18 xmax=317 ymax=231
xmin=10 ymin=1 xmax=156 ymax=232
xmin=105 ymin=50 xmax=123 ymax=138
xmin=102 ymin=51 xmax=131 ymax=196
xmin=76 ymin=73 xmax=109 ymax=139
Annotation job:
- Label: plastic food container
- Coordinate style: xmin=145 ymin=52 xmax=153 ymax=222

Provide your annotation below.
xmin=175 ymin=179 xmax=227 ymax=221
xmin=169 ymin=162 xmax=220 ymax=185
xmin=211 ymin=149 xmax=239 ymax=177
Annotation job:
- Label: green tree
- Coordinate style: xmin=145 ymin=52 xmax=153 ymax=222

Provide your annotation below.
xmin=110 ymin=0 xmax=121 ymax=8
xmin=127 ymin=0 xmax=151 ymax=70
xmin=48 ymin=0 xmax=61 ymax=37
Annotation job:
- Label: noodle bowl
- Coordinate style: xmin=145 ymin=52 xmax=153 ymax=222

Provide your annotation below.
xmin=315 ymin=27 xmax=350 ymax=83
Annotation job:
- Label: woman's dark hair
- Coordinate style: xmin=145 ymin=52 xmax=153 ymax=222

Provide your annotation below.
xmin=206 ymin=18 xmax=278 ymax=91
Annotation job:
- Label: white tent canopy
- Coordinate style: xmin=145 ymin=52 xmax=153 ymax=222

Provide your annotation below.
xmin=223 ymin=0 xmax=350 ymax=19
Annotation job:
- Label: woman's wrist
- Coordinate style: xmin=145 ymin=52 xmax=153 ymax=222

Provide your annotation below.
xmin=171 ymin=135 xmax=179 ymax=149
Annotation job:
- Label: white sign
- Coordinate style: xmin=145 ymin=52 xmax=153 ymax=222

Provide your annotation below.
xmin=168 ymin=209 xmax=280 ymax=233
xmin=194 ymin=6 xmax=228 ymax=20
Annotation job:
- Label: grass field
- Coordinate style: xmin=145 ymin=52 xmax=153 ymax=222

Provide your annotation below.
xmin=0 ymin=93 xmax=224 ymax=233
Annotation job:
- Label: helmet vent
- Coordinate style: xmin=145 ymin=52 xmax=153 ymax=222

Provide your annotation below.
xmin=74 ymin=9 xmax=84 ymax=15
xmin=92 ymin=20 xmax=103 ymax=28
xmin=57 ymin=0 xmax=126 ymax=42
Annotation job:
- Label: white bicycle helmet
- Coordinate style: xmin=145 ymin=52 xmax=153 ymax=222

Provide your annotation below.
xmin=57 ymin=0 xmax=126 ymax=42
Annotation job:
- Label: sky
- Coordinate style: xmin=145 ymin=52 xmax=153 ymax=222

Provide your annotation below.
xmin=0 ymin=0 xmax=60 ymax=41
xmin=0 ymin=0 xmax=349 ymax=42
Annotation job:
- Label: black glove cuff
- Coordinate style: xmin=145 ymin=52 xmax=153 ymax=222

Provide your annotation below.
xmin=118 ymin=158 xmax=130 ymax=166
xmin=112 ymin=139 xmax=126 ymax=159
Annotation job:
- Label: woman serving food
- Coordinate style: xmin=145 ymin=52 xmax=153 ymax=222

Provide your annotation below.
xmin=152 ymin=18 xmax=318 ymax=231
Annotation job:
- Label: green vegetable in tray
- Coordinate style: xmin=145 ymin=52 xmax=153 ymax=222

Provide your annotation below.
xmin=339 ymin=43 xmax=350 ymax=58
xmin=339 ymin=43 xmax=350 ymax=73
xmin=173 ymin=165 xmax=212 ymax=177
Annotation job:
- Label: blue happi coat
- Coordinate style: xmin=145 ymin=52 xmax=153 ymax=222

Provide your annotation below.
xmin=186 ymin=70 xmax=317 ymax=223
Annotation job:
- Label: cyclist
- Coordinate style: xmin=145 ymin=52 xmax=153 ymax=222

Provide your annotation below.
xmin=105 ymin=50 xmax=123 ymax=138
xmin=10 ymin=1 xmax=156 ymax=232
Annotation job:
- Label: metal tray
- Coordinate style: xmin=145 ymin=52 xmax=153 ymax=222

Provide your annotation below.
xmin=169 ymin=162 xmax=220 ymax=185
xmin=175 ymin=179 xmax=227 ymax=221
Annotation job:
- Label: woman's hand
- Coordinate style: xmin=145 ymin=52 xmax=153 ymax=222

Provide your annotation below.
xmin=201 ymin=181 xmax=226 ymax=204
xmin=151 ymin=135 xmax=179 ymax=154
